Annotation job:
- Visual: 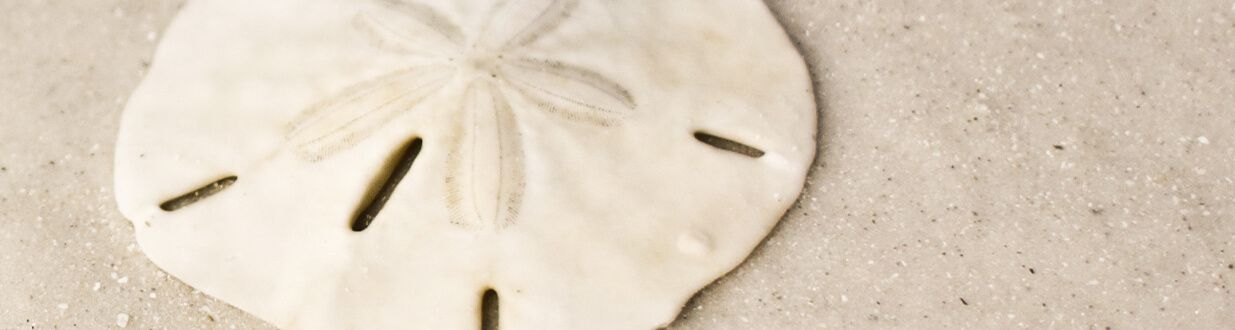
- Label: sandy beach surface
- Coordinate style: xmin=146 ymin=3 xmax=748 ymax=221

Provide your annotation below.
xmin=2 ymin=0 xmax=1233 ymax=328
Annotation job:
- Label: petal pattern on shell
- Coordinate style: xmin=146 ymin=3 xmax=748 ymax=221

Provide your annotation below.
xmin=359 ymin=0 xmax=464 ymax=54
xmin=444 ymin=81 xmax=525 ymax=229
xmin=500 ymin=57 xmax=635 ymax=126
xmin=285 ymin=64 xmax=454 ymax=161
xmin=479 ymin=0 xmax=579 ymax=50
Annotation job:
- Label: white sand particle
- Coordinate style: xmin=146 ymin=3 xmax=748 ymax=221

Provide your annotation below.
xmin=116 ymin=313 xmax=130 ymax=328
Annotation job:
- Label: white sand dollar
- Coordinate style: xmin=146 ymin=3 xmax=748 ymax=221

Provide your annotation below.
xmin=114 ymin=0 xmax=815 ymax=328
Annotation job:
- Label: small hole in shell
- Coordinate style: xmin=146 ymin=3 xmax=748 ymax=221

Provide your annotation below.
xmin=352 ymin=138 xmax=423 ymax=232
xmin=481 ymin=288 xmax=499 ymax=330
xmin=159 ymin=176 xmax=238 ymax=212
xmin=693 ymin=131 xmax=764 ymax=158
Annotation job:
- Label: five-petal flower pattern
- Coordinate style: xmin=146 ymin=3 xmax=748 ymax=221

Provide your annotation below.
xmin=283 ymin=0 xmax=635 ymax=230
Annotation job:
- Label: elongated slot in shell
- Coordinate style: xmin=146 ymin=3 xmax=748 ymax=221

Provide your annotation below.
xmin=159 ymin=176 xmax=238 ymax=212
xmin=481 ymin=288 xmax=499 ymax=330
xmin=694 ymin=132 xmax=765 ymax=158
xmin=352 ymin=138 xmax=424 ymax=232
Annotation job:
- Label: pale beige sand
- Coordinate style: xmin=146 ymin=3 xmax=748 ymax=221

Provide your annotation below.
xmin=2 ymin=0 xmax=1233 ymax=329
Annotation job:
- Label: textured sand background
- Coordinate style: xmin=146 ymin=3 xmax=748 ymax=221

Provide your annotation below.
xmin=3 ymin=0 xmax=1234 ymax=329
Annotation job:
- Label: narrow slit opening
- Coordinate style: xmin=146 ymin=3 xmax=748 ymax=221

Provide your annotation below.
xmin=693 ymin=131 xmax=765 ymax=158
xmin=352 ymin=138 xmax=423 ymax=232
xmin=159 ymin=176 xmax=238 ymax=212
xmin=481 ymin=288 xmax=499 ymax=330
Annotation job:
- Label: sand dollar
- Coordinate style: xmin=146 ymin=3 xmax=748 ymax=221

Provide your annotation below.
xmin=114 ymin=0 xmax=815 ymax=328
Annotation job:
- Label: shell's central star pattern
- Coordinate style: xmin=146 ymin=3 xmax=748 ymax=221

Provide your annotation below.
xmin=284 ymin=0 xmax=635 ymax=230
xmin=459 ymin=54 xmax=500 ymax=77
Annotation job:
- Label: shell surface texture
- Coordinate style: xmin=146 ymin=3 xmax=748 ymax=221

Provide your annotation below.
xmin=114 ymin=0 xmax=816 ymax=328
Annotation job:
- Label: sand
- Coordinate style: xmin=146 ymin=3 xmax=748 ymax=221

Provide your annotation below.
xmin=2 ymin=0 xmax=1233 ymax=328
